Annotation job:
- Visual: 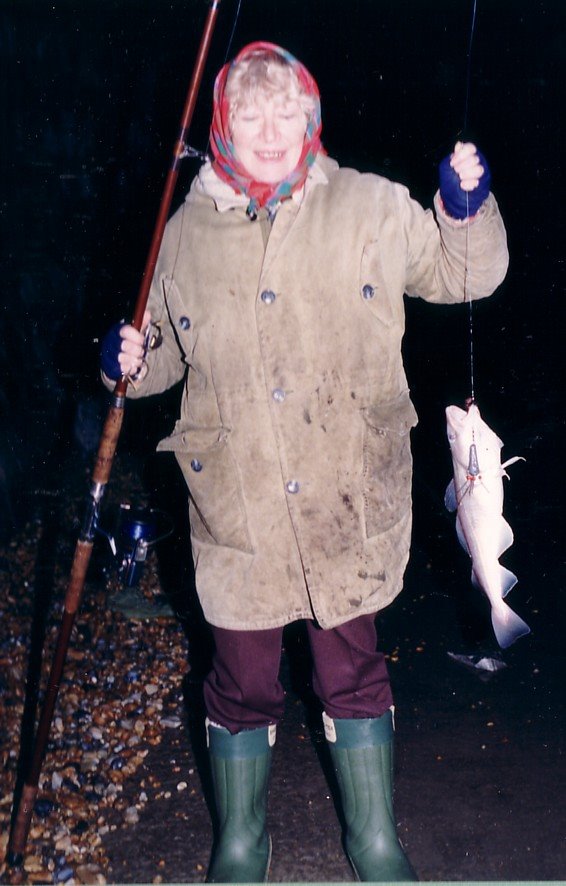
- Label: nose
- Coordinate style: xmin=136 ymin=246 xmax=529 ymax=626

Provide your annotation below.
xmin=261 ymin=113 xmax=277 ymax=142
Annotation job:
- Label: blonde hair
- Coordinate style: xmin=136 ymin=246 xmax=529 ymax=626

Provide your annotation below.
xmin=225 ymin=52 xmax=316 ymax=121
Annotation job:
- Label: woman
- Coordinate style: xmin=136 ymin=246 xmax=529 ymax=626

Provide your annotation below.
xmin=102 ymin=42 xmax=508 ymax=882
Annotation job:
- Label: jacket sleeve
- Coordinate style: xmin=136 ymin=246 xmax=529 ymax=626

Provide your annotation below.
xmin=400 ymin=186 xmax=509 ymax=304
xmin=103 ymin=213 xmax=189 ymax=400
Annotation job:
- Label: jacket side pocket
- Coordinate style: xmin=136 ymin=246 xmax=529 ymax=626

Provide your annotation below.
xmin=158 ymin=425 xmax=253 ymax=554
xmin=361 ymin=392 xmax=418 ymax=538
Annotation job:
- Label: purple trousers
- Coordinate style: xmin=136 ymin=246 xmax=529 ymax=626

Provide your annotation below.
xmin=203 ymin=613 xmax=393 ymax=733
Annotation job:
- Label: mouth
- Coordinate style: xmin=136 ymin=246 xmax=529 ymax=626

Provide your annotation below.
xmin=255 ymin=151 xmax=286 ymax=161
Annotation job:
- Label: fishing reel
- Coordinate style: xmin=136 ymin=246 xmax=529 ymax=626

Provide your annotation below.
xmin=97 ymin=503 xmax=174 ymax=587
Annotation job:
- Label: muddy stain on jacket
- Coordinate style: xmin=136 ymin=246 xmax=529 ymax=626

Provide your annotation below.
xmin=122 ymin=155 xmax=508 ymax=630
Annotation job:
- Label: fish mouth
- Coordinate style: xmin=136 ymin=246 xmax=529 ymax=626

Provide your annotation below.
xmin=446 ymin=403 xmax=479 ymax=424
xmin=446 ymin=404 xmax=469 ymax=418
xmin=445 ymin=404 xmax=467 ymax=434
xmin=445 ymin=403 xmax=480 ymax=441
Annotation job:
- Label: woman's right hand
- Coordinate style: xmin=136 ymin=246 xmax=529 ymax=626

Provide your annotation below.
xmin=100 ymin=309 xmax=151 ymax=380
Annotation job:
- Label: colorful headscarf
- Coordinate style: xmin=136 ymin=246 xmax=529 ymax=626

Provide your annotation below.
xmin=210 ymin=41 xmax=323 ymax=219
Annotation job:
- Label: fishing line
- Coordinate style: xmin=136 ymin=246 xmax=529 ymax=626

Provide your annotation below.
xmin=206 ymin=0 xmax=243 ymax=151
xmin=465 ymin=192 xmax=475 ymax=405
xmin=462 ymin=0 xmax=478 ymax=406
xmin=223 ymin=0 xmax=243 ymax=68
xmin=171 ymin=0 xmax=244 ymax=281
xmin=463 ymin=0 xmax=478 ymax=134
xmin=203 ymin=0 xmax=243 ymax=157
xmin=181 ymin=0 xmax=243 ymax=163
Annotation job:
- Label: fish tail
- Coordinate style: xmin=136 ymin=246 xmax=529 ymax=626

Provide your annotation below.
xmin=491 ymin=601 xmax=530 ymax=649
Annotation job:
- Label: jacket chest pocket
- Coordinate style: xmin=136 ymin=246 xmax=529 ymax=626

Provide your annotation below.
xmin=361 ymin=392 xmax=418 ymax=537
xmin=161 ymin=425 xmax=254 ymax=554
xmin=358 ymin=239 xmax=398 ymax=328
xmin=162 ymin=275 xmax=194 ymax=357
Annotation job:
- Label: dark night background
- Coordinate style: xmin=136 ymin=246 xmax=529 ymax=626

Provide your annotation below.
xmin=1 ymin=0 xmax=565 ymax=881
xmin=1 ymin=0 xmax=564 ymax=535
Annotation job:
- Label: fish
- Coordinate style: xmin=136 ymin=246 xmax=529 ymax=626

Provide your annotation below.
xmin=445 ymin=403 xmax=530 ymax=649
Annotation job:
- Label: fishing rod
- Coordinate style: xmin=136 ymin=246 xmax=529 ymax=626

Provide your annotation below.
xmin=7 ymin=0 xmax=223 ymax=873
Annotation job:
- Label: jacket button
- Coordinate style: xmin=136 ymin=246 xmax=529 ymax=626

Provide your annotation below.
xmin=190 ymin=459 xmax=203 ymax=472
xmin=286 ymin=480 xmax=300 ymax=494
xmin=261 ymin=289 xmax=276 ymax=305
xmin=272 ymin=388 xmax=286 ymax=402
xmin=362 ymin=284 xmax=375 ymax=300
xmin=179 ymin=316 xmax=191 ymax=330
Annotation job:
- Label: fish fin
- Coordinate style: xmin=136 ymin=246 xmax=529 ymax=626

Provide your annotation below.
xmin=496 ymin=518 xmax=514 ymax=558
xmin=445 ymin=479 xmax=458 ymax=512
xmin=455 ymin=515 xmax=471 ymax=555
xmin=491 ymin=601 xmax=530 ymax=649
xmin=499 ymin=565 xmax=518 ymax=598
xmin=501 ymin=455 xmax=526 ymax=471
xmin=471 ymin=565 xmax=517 ymax=598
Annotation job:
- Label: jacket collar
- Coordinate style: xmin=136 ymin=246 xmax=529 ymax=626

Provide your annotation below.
xmin=193 ymin=156 xmax=334 ymax=213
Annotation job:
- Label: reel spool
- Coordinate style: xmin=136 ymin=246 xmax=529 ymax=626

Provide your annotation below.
xmin=97 ymin=503 xmax=173 ymax=587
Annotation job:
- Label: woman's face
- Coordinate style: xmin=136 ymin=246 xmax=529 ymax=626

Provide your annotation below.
xmin=230 ymin=93 xmax=308 ymax=183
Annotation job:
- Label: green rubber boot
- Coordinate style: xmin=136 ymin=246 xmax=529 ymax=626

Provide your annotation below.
xmin=324 ymin=710 xmax=417 ymax=882
xmin=206 ymin=720 xmax=274 ymax=883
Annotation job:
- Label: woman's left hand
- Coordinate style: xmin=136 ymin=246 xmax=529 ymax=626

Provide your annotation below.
xmin=450 ymin=141 xmax=485 ymax=191
xmin=439 ymin=141 xmax=491 ymax=219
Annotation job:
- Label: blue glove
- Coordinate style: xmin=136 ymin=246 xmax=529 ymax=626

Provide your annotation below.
xmin=100 ymin=321 xmax=125 ymax=380
xmin=439 ymin=148 xmax=491 ymax=219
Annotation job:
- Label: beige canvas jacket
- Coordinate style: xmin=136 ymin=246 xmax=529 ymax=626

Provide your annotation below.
xmin=123 ymin=155 xmax=509 ymax=630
